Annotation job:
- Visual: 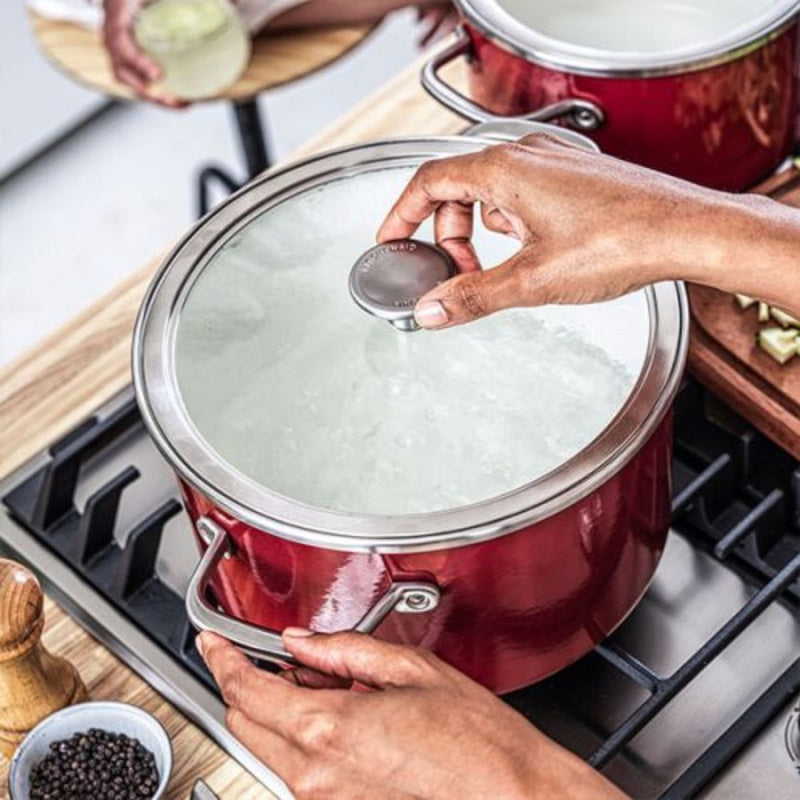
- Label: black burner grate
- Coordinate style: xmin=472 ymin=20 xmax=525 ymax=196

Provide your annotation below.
xmin=3 ymin=379 xmax=799 ymax=798
xmin=2 ymin=402 xmax=213 ymax=690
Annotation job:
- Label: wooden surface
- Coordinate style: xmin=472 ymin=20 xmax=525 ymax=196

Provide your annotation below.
xmin=0 ymin=560 xmax=86 ymax=758
xmin=688 ymin=164 xmax=800 ymax=460
xmin=29 ymin=10 xmax=374 ymax=102
xmin=0 ymin=51 xmax=465 ymax=797
xmin=4 ymin=597 xmax=275 ymax=799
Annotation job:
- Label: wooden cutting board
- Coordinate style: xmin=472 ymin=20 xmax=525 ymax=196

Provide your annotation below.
xmin=688 ymin=163 xmax=800 ymax=460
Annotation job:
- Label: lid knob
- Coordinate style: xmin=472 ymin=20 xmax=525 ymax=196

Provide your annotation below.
xmin=349 ymin=239 xmax=457 ymax=331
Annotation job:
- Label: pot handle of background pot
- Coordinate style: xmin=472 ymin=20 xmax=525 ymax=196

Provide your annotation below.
xmin=186 ymin=516 xmax=441 ymax=666
xmin=421 ymin=26 xmax=605 ymax=132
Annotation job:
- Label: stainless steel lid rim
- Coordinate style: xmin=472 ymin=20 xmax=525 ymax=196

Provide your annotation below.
xmin=145 ymin=306 xmax=685 ymax=555
xmin=455 ymin=0 xmax=800 ymax=78
xmin=133 ymin=135 xmax=689 ymax=554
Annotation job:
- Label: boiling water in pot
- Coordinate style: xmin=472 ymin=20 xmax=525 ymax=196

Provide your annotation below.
xmin=175 ymin=167 xmax=649 ymax=515
xmin=500 ymin=0 xmax=764 ymax=53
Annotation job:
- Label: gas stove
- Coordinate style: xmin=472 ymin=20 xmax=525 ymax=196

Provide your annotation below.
xmin=1 ymin=379 xmax=798 ymax=799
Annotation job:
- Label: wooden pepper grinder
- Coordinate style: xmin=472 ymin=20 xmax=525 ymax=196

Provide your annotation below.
xmin=0 ymin=559 xmax=87 ymax=757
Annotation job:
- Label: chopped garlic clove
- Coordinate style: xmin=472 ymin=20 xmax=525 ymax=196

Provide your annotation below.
xmin=757 ymin=327 xmax=799 ymax=364
xmin=770 ymin=307 xmax=800 ymax=328
xmin=758 ymin=302 xmax=771 ymax=323
xmin=735 ymin=294 xmax=757 ymax=310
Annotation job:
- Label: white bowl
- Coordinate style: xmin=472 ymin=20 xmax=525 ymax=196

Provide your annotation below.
xmin=8 ymin=701 xmax=172 ymax=799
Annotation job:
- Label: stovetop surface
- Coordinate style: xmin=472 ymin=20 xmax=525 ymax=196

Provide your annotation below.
xmin=1 ymin=379 xmax=799 ymax=799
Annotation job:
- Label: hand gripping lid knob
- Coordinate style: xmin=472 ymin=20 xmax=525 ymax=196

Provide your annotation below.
xmin=349 ymin=239 xmax=457 ymax=331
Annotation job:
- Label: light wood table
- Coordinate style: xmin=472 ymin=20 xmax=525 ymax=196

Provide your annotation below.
xmin=0 ymin=51 xmax=466 ymax=799
xmin=28 ymin=10 xmax=375 ymax=215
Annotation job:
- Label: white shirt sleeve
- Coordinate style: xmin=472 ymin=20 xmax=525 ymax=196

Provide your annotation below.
xmin=236 ymin=0 xmax=311 ymax=32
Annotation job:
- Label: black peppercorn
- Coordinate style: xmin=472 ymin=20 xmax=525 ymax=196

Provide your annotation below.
xmin=29 ymin=728 xmax=160 ymax=800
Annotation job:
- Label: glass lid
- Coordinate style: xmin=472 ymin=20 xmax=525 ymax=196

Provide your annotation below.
xmin=134 ymin=136 xmax=688 ymax=551
xmin=174 ymin=166 xmax=647 ymax=515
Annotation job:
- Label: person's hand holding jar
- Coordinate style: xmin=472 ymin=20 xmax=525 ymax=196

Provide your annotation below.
xmin=102 ymin=0 xmax=182 ymax=106
xmin=101 ymin=0 xmax=455 ymax=106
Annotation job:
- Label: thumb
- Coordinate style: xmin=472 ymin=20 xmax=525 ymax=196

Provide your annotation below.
xmin=414 ymin=249 xmax=534 ymax=329
xmin=281 ymin=628 xmax=436 ymax=689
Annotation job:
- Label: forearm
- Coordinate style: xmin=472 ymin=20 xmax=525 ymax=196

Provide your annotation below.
xmin=269 ymin=0 xmax=441 ymax=28
xmin=673 ymin=193 xmax=800 ymax=317
xmin=523 ymin=740 xmax=628 ymax=800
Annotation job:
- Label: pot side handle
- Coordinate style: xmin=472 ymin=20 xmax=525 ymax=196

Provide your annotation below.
xmin=186 ymin=516 xmax=441 ymax=666
xmin=421 ymin=26 xmax=605 ymax=132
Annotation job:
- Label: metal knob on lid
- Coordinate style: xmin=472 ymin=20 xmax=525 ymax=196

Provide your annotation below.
xmin=349 ymin=239 xmax=457 ymax=331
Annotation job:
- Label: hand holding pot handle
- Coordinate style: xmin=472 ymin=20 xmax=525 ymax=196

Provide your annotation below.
xmin=377 ymin=134 xmax=800 ymax=329
xmin=186 ymin=517 xmax=441 ymax=665
xmin=196 ymin=627 xmax=628 ymax=799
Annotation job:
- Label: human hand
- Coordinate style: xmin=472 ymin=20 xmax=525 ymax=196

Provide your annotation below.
xmin=377 ymin=132 xmax=800 ymax=328
xmin=417 ymin=3 xmax=458 ymax=47
xmin=198 ymin=629 xmax=625 ymax=799
xmin=102 ymin=0 xmax=186 ymax=107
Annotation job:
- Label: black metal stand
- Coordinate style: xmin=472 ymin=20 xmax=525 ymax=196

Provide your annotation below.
xmin=195 ymin=98 xmax=272 ymax=218
xmin=233 ymin=99 xmax=270 ymax=178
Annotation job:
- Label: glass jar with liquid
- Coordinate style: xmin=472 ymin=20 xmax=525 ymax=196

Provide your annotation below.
xmin=134 ymin=0 xmax=251 ymax=100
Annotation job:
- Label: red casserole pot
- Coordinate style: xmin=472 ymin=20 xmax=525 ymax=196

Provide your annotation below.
xmin=422 ymin=0 xmax=800 ymax=190
xmin=133 ymin=125 xmax=689 ymax=694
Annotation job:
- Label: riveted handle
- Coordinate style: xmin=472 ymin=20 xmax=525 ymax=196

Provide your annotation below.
xmin=421 ymin=27 xmax=605 ymax=132
xmin=186 ymin=517 xmax=441 ymax=665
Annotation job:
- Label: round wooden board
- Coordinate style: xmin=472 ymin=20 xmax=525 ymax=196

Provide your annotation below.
xmin=29 ymin=10 xmax=374 ymax=102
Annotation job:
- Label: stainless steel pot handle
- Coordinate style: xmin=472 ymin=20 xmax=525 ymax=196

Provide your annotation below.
xmin=186 ymin=516 xmax=441 ymax=665
xmin=421 ymin=27 xmax=605 ymax=132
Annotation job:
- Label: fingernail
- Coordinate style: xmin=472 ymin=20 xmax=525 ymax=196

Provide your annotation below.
xmin=415 ymin=300 xmax=448 ymax=329
xmin=195 ymin=634 xmax=206 ymax=659
xmin=283 ymin=627 xmax=314 ymax=638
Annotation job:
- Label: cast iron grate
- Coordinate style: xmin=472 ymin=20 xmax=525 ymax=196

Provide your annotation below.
xmin=2 ymin=379 xmax=799 ymax=798
xmin=586 ymin=380 xmax=800 ymax=797
xmin=1 ymin=401 xmax=214 ymax=690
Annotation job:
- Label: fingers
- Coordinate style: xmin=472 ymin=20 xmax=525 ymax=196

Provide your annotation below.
xmin=414 ymin=248 xmax=538 ymax=329
xmin=377 ymin=153 xmax=487 ymax=243
xmin=280 ymin=665 xmax=352 ymax=690
xmin=378 ymin=135 xmax=584 ymax=244
xmin=434 ymin=200 xmax=481 ymax=273
xmin=480 ymin=203 xmax=517 ymax=237
xmin=282 ymin=628 xmax=440 ymax=689
xmin=117 ymin=36 xmax=161 ymax=83
xmin=136 ymin=87 xmax=188 ymax=109
xmin=114 ymin=47 xmax=185 ymax=108
xmin=198 ymin=632 xmax=321 ymax=728
xmin=103 ymin=8 xmax=186 ymax=108
xmin=104 ymin=19 xmax=159 ymax=85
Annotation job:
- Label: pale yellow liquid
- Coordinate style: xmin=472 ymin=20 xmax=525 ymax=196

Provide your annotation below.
xmin=134 ymin=0 xmax=250 ymax=100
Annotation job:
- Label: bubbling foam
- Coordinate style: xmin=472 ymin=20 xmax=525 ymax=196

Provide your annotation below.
xmin=175 ymin=167 xmax=649 ymax=515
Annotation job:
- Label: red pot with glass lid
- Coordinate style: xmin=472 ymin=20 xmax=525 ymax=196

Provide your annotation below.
xmin=133 ymin=123 xmax=688 ymax=694
xmin=422 ymin=0 xmax=800 ymax=190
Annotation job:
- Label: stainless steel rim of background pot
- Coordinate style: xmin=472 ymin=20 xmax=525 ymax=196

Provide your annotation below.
xmin=132 ymin=130 xmax=689 ymax=554
xmin=456 ymin=0 xmax=800 ymax=77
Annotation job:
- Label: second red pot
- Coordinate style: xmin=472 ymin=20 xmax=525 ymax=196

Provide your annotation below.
xmin=423 ymin=0 xmax=800 ymax=190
